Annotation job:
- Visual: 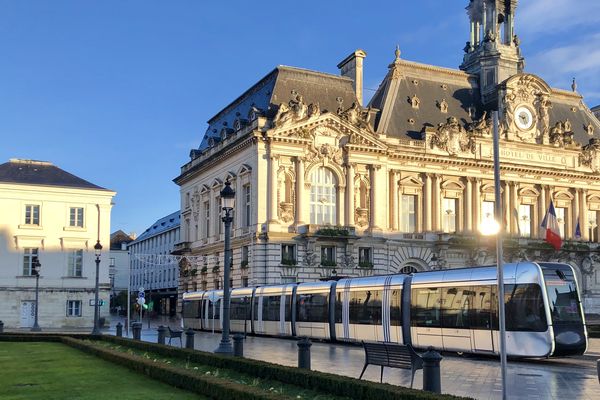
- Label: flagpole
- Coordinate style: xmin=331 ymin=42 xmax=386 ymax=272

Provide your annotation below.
xmin=492 ymin=111 xmax=508 ymax=400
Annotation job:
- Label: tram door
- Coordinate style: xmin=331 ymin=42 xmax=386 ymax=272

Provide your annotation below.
xmin=471 ymin=286 xmax=495 ymax=353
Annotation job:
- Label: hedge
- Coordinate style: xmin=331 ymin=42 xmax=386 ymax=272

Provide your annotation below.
xmin=99 ymin=335 xmax=471 ymax=400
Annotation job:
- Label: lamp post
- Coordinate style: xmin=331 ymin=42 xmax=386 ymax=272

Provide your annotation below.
xmin=92 ymin=240 xmax=103 ymax=335
xmin=31 ymin=256 xmax=41 ymax=332
xmin=215 ymin=179 xmax=235 ymax=355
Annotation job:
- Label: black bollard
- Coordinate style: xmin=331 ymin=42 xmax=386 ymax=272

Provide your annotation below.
xmin=0 ymin=320 xmax=4 ymax=333
xmin=233 ymin=333 xmax=244 ymax=357
xmin=157 ymin=326 xmax=167 ymax=345
xmin=297 ymin=337 xmax=312 ymax=369
xmin=422 ymin=346 xmax=443 ymax=394
xmin=132 ymin=322 xmax=142 ymax=341
xmin=185 ymin=328 xmax=195 ymax=349
xmin=116 ymin=322 xmax=123 ymax=337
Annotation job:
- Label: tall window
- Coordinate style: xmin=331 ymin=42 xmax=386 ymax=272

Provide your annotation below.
xmin=243 ymin=185 xmax=251 ymax=227
xmin=24 ymin=204 xmax=40 ymax=225
xmin=66 ymin=300 xmax=82 ymax=317
xmin=320 ymin=246 xmax=336 ymax=266
xmin=588 ymin=210 xmax=599 ymax=242
xmin=442 ymin=198 xmax=458 ymax=233
xmin=555 ymin=207 xmax=567 ymax=238
xmin=401 ymin=194 xmax=417 ymax=233
xmin=204 ymin=201 xmax=210 ymax=238
xmin=482 ymin=201 xmax=495 ymax=228
xmin=281 ymin=244 xmax=296 ymax=265
xmin=23 ymin=248 xmax=39 ymax=275
xmin=518 ymin=204 xmax=533 ymax=237
xmin=358 ymin=247 xmax=372 ymax=268
xmin=310 ymin=167 xmax=337 ymax=225
xmin=215 ymin=196 xmax=223 ymax=234
xmin=242 ymin=246 xmax=249 ymax=263
xmin=68 ymin=249 xmax=84 ymax=277
xmin=69 ymin=207 xmax=84 ymax=227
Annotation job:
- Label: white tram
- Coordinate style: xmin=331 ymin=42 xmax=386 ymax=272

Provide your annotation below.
xmin=182 ymin=262 xmax=587 ymax=357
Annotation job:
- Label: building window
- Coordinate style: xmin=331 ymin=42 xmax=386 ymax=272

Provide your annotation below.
xmin=358 ymin=247 xmax=372 ymax=268
xmin=24 ymin=204 xmax=40 ymax=225
xmin=400 ymin=194 xmax=417 ymax=233
xmin=109 ymin=258 xmax=115 ymax=267
xmin=66 ymin=300 xmax=82 ymax=317
xmin=588 ymin=210 xmax=598 ymax=242
xmin=204 ymin=201 xmax=210 ymax=238
xmin=22 ymin=248 xmax=39 ymax=275
xmin=518 ymin=204 xmax=533 ymax=238
xmin=241 ymin=277 xmax=249 ymax=287
xmin=482 ymin=200 xmax=495 ymax=228
xmin=310 ymin=167 xmax=337 ymax=225
xmin=241 ymin=246 xmax=249 ymax=263
xmin=555 ymin=207 xmax=567 ymax=238
xmin=215 ymin=196 xmax=223 ymax=234
xmin=201 ymin=281 xmax=207 ymax=290
xmin=243 ymin=184 xmax=251 ymax=227
xmin=68 ymin=249 xmax=84 ymax=277
xmin=320 ymin=246 xmax=336 ymax=266
xmin=69 ymin=207 xmax=84 ymax=227
xmin=442 ymin=198 xmax=458 ymax=233
xmin=214 ymin=279 xmax=220 ymax=290
xmin=281 ymin=244 xmax=296 ymax=265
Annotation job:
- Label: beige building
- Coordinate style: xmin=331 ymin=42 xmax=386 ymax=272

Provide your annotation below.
xmin=0 ymin=159 xmax=115 ymax=329
xmin=174 ymin=0 xmax=600 ymax=313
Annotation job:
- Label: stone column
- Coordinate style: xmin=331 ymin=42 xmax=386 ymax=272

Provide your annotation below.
xmin=424 ymin=174 xmax=432 ymax=232
xmin=391 ymin=170 xmax=399 ymax=231
xmin=235 ymin=177 xmax=243 ymax=233
xmin=295 ymin=157 xmax=305 ymax=225
xmin=581 ymin=189 xmax=589 ymax=241
xmin=432 ymin=174 xmax=440 ymax=231
xmin=511 ymin=182 xmax=518 ymax=236
xmin=503 ymin=181 xmax=510 ymax=235
xmin=369 ymin=165 xmax=380 ymax=230
xmin=470 ymin=21 xmax=475 ymax=48
xmin=268 ymin=155 xmax=279 ymax=224
xmin=465 ymin=178 xmax=473 ymax=232
xmin=539 ymin=185 xmax=546 ymax=239
xmin=473 ymin=179 xmax=481 ymax=230
xmin=574 ymin=188 xmax=581 ymax=240
xmin=345 ymin=163 xmax=355 ymax=227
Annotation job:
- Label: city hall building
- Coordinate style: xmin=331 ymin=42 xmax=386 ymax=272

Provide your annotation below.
xmin=174 ymin=0 xmax=600 ymax=312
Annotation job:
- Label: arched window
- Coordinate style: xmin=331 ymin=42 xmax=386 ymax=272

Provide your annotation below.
xmin=310 ymin=167 xmax=337 ymax=225
xmin=400 ymin=265 xmax=418 ymax=274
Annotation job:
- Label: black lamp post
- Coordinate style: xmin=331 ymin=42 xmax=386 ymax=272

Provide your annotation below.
xmin=215 ymin=179 xmax=235 ymax=355
xmin=31 ymin=256 xmax=41 ymax=332
xmin=92 ymin=240 xmax=102 ymax=335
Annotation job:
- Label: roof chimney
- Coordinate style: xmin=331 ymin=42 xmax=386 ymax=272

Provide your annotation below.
xmin=337 ymin=49 xmax=367 ymax=106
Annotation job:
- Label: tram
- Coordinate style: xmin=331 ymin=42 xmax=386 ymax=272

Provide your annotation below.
xmin=182 ymin=262 xmax=587 ymax=357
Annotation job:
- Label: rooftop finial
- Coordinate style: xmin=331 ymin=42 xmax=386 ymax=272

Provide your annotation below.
xmin=394 ymin=45 xmax=401 ymax=60
xmin=571 ymin=77 xmax=578 ymax=92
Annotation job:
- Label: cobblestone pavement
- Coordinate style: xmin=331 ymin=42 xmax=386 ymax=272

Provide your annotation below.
xmin=101 ymin=317 xmax=600 ymax=400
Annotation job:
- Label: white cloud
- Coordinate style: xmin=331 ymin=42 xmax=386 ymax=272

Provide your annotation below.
xmin=519 ymin=0 xmax=600 ymax=35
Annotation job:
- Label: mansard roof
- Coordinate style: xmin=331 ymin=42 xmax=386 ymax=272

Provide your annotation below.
xmin=198 ymin=66 xmax=358 ymax=151
xmin=0 ymin=159 xmax=109 ymax=191
xmin=133 ymin=210 xmax=180 ymax=242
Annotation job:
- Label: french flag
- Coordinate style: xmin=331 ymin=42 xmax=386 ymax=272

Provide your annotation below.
xmin=540 ymin=200 xmax=562 ymax=250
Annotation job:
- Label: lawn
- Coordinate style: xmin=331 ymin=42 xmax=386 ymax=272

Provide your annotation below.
xmin=0 ymin=342 xmax=205 ymax=400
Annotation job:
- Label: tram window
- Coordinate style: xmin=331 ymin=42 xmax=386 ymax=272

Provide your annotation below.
xmin=207 ymin=299 xmax=220 ymax=319
xmin=349 ymin=290 xmax=382 ymax=325
xmin=391 ymin=289 xmax=402 ymax=326
xmin=505 ymin=284 xmax=547 ymax=332
xmin=296 ymin=293 xmax=329 ymax=323
xmin=286 ymin=295 xmax=293 ymax=321
xmin=334 ymin=292 xmax=343 ymax=323
xmin=543 ymin=271 xmax=582 ymax=324
xmin=262 ymin=295 xmax=281 ymax=321
xmin=411 ymin=288 xmax=441 ymax=328
xmin=471 ymin=286 xmax=494 ymax=330
xmin=182 ymin=301 xmax=199 ymax=319
xmin=441 ymin=287 xmax=472 ymax=329
xmin=230 ymin=297 xmax=251 ymax=320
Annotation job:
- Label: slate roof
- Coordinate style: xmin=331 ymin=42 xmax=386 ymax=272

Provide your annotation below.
xmin=132 ymin=211 xmax=180 ymax=243
xmin=197 ymin=66 xmax=357 ymax=151
xmin=0 ymin=159 xmax=108 ymax=190
xmin=110 ymin=230 xmax=135 ymax=250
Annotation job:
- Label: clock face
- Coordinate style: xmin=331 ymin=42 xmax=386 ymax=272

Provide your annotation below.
xmin=515 ymin=106 xmax=534 ymax=130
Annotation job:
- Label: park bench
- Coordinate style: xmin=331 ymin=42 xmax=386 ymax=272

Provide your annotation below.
xmin=167 ymin=326 xmax=183 ymax=347
xmin=359 ymin=341 xmax=423 ymax=388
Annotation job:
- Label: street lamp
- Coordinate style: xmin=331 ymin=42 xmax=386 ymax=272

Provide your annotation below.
xmin=92 ymin=240 xmax=103 ymax=335
xmin=215 ymin=179 xmax=235 ymax=355
xmin=31 ymin=256 xmax=41 ymax=332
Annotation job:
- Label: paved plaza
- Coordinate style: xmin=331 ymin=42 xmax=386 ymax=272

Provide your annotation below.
xmin=102 ymin=317 xmax=600 ymax=400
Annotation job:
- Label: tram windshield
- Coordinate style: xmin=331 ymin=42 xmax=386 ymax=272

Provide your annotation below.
xmin=542 ymin=266 xmax=583 ymax=324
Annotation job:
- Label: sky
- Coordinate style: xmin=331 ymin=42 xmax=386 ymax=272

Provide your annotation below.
xmin=1 ymin=0 xmax=599 ymax=237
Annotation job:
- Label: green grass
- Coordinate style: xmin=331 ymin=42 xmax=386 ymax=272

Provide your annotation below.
xmin=0 ymin=342 xmax=205 ymax=400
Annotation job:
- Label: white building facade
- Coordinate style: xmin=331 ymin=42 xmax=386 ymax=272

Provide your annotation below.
xmin=128 ymin=211 xmax=180 ymax=316
xmin=0 ymin=159 xmax=115 ymax=329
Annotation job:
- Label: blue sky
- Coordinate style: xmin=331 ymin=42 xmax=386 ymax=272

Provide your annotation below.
xmin=1 ymin=0 xmax=599 ymax=237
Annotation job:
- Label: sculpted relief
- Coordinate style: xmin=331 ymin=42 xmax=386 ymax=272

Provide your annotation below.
xmin=430 ymin=116 xmax=475 ymax=156
xmin=581 ymin=138 xmax=600 ymax=173
xmin=272 ymin=90 xmax=320 ymax=129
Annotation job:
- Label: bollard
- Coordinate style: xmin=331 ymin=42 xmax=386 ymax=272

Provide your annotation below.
xmin=297 ymin=337 xmax=312 ymax=369
xmin=132 ymin=322 xmax=142 ymax=341
xmin=0 ymin=320 xmax=4 ymax=333
xmin=157 ymin=326 xmax=167 ymax=345
xmin=597 ymin=359 xmax=600 ymax=384
xmin=233 ymin=333 xmax=244 ymax=357
xmin=422 ymin=346 xmax=443 ymax=394
xmin=185 ymin=328 xmax=195 ymax=349
xmin=116 ymin=322 xmax=123 ymax=337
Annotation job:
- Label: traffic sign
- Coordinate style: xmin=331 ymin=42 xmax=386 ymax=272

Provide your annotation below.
xmin=138 ymin=287 xmax=144 ymax=292
xmin=137 ymin=297 xmax=146 ymax=306
xmin=138 ymin=291 xmax=145 ymax=299
xmin=89 ymin=299 xmax=105 ymax=306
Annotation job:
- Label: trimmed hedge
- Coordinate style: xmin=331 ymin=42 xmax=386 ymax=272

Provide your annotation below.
xmin=100 ymin=335 xmax=470 ymax=400
xmin=60 ymin=337 xmax=290 ymax=400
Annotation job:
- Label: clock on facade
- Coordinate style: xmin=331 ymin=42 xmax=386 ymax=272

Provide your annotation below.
xmin=514 ymin=106 xmax=534 ymax=130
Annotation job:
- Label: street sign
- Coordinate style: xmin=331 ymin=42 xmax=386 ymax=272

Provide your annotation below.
xmin=138 ymin=291 xmax=145 ymax=299
xmin=138 ymin=287 xmax=144 ymax=292
xmin=137 ymin=297 xmax=146 ymax=306
xmin=89 ymin=299 xmax=105 ymax=306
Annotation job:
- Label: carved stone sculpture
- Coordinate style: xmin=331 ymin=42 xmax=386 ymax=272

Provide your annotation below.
xmin=586 ymin=123 xmax=595 ymax=136
xmin=581 ymin=138 xmax=600 ymax=172
xmin=468 ymin=111 xmax=490 ymax=136
xmin=437 ymin=99 xmax=448 ymax=114
xmin=550 ymin=120 xmax=575 ymax=147
xmin=536 ymin=94 xmax=552 ymax=143
xmin=279 ymin=202 xmax=294 ymax=223
xmin=355 ymin=207 xmax=369 ymax=227
xmin=410 ymin=95 xmax=420 ymax=109
xmin=431 ymin=117 xmax=474 ymax=156
xmin=271 ymin=91 xmax=317 ymax=128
